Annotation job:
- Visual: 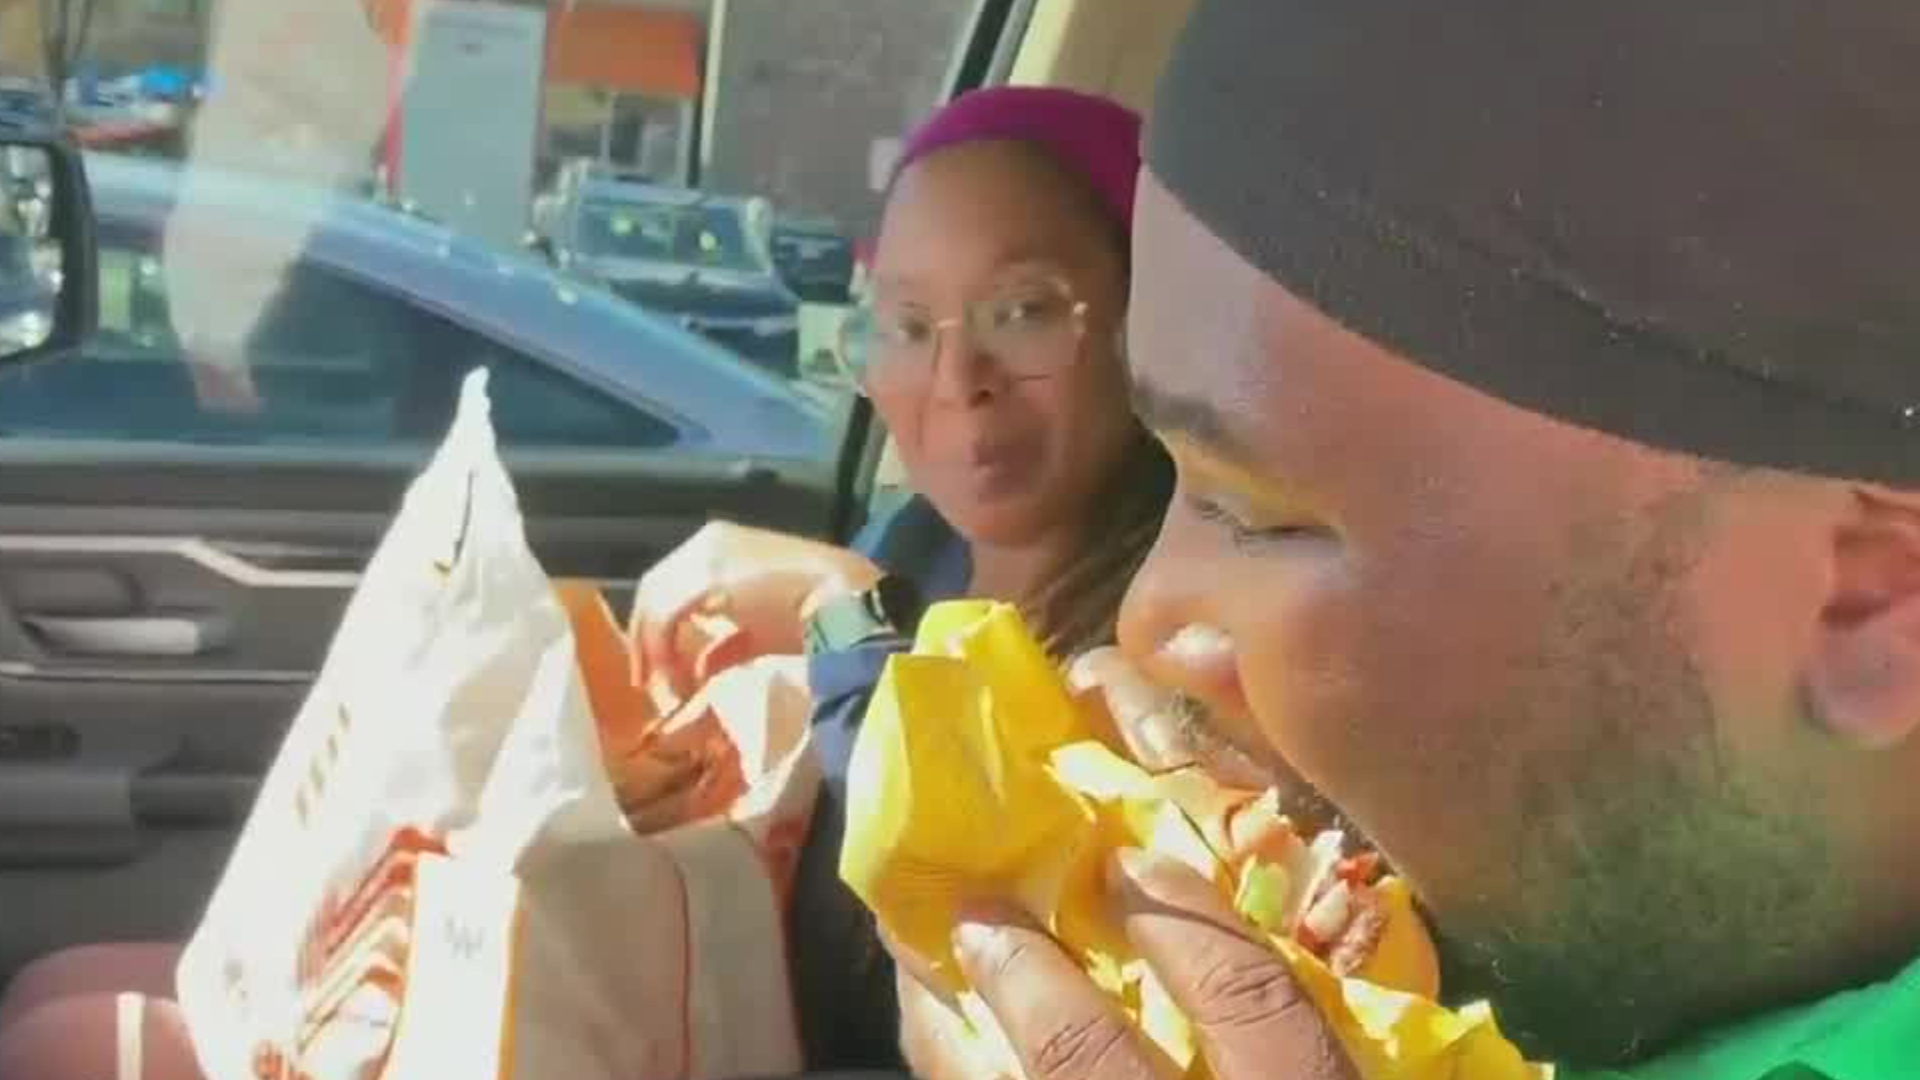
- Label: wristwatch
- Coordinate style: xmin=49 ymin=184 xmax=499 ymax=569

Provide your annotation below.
xmin=803 ymin=574 xmax=923 ymax=657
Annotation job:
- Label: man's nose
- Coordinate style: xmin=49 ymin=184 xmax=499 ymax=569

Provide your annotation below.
xmin=1119 ymin=532 xmax=1241 ymax=706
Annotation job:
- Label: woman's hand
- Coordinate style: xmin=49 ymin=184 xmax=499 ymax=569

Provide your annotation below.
xmin=632 ymin=521 xmax=883 ymax=702
xmin=892 ymin=850 xmax=1358 ymax=1080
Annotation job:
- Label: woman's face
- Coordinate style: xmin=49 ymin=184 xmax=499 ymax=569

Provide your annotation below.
xmin=865 ymin=140 xmax=1139 ymax=548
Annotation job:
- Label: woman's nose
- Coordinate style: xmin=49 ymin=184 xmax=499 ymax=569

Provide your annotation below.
xmin=927 ymin=325 xmax=1001 ymax=406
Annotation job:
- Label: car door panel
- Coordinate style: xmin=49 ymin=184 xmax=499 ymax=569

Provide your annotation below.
xmin=0 ymin=443 xmax=834 ymax=978
xmin=0 ymin=0 xmax=1026 ymax=997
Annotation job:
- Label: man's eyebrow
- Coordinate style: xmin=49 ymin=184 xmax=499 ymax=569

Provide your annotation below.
xmin=1129 ymin=377 xmax=1261 ymax=468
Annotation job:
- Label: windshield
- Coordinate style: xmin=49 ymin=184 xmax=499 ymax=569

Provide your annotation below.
xmin=577 ymin=197 xmax=762 ymax=273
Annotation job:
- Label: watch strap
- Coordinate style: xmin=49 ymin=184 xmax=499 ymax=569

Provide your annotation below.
xmin=804 ymin=574 xmax=922 ymax=656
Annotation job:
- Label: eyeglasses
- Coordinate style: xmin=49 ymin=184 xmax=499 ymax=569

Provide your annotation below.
xmin=838 ymin=274 xmax=1091 ymax=390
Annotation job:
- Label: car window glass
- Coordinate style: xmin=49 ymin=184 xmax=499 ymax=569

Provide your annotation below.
xmin=5 ymin=225 xmax=693 ymax=454
xmin=0 ymin=169 xmax=54 ymax=355
xmin=0 ymin=230 xmax=28 ymax=277
xmin=0 ymin=229 xmax=408 ymax=444
xmin=4 ymin=0 xmax=991 ymax=463
xmin=490 ymin=357 xmax=680 ymax=451
xmin=98 ymin=245 xmax=175 ymax=356
xmin=409 ymin=317 xmax=681 ymax=451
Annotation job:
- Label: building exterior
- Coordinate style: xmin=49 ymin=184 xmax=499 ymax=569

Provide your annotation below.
xmin=364 ymin=0 xmax=705 ymax=193
xmin=699 ymin=0 xmax=979 ymax=240
xmin=17 ymin=0 xmax=981 ymax=251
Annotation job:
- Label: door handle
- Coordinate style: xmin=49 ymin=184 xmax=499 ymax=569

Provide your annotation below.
xmin=20 ymin=614 xmax=228 ymax=658
xmin=132 ymin=766 xmax=259 ymax=826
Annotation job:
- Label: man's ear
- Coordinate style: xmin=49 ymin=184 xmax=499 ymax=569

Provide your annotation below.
xmin=1806 ymin=487 xmax=1920 ymax=749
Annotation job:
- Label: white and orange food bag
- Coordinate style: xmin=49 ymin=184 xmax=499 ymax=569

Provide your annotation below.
xmin=176 ymin=371 xmax=818 ymax=1080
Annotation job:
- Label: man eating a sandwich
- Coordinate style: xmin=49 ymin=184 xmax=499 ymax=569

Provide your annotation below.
xmin=888 ymin=0 xmax=1920 ymax=1077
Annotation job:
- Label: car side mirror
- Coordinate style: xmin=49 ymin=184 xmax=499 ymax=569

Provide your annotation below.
xmin=0 ymin=121 xmax=96 ymax=365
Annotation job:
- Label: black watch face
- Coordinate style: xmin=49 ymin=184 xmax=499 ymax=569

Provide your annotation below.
xmin=807 ymin=585 xmax=890 ymax=655
xmin=870 ymin=574 xmax=922 ymax=629
xmin=868 ymin=575 xmax=908 ymax=624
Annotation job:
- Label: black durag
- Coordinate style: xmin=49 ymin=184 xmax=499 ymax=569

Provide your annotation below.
xmin=1147 ymin=0 xmax=1920 ymax=484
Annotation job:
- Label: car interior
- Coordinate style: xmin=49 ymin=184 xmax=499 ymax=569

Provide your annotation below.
xmin=0 ymin=0 xmax=1202 ymax=1006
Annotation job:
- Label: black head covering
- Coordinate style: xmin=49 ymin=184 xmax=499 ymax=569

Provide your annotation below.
xmin=1147 ymin=0 xmax=1920 ymax=483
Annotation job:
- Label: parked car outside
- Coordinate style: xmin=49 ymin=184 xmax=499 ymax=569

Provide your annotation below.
xmin=0 ymin=153 xmax=830 ymax=460
xmin=770 ymin=214 xmax=855 ymax=305
xmin=534 ymin=172 xmax=802 ymax=378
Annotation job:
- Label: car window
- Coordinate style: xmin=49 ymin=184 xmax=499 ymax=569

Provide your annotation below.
xmin=0 ymin=230 xmax=28 ymax=277
xmin=0 ymin=229 xmax=408 ymax=443
xmin=418 ymin=319 xmax=682 ymax=451
xmin=2 ymin=0 xmax=993 ymax=466
xmin=1 ymin=226 xmax=687 ymax=451
xmin=0 ymin=194 xmax=51 ymax=354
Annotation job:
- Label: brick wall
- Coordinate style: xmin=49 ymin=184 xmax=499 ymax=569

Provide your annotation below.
xmin=87 ymin=0 xmax=207 ymax=69
xmin=702 ymin=0 xmax=976 ymax=240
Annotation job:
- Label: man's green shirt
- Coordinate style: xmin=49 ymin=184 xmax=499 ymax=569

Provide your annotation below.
xmin=1565 ymin=955 xmax=1918 ymax=1080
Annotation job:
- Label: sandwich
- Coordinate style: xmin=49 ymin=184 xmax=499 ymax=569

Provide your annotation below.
xmin=840 ymin=600 xmax=1547 ymax=1080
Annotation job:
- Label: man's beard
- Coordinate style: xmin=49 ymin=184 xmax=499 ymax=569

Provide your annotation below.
xmin=1421 ymin=494 xmax=1843 ymax=1068
xmin=1429 ymin=752 xmax=1836 ymax=1066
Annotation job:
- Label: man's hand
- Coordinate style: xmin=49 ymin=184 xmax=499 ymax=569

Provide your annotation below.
xmin=895 ymin=850 xmax=1358 ymax=1080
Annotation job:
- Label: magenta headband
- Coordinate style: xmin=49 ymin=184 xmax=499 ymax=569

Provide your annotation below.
xmin=893 ymin=86 xmax=1143 ymax=234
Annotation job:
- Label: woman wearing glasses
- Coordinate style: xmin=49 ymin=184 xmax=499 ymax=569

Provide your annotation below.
xmin=630 ymin=84 xmax=1169 ymax=1071
xmin=666 ymin=84 xmax=1177 ymax=1071
xmin=635 ymin=84 xmax=1167 ymax=693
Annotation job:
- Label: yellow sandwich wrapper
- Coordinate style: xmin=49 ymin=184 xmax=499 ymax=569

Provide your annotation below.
xmin=840 ymin=600 xmax=1553 ymax=1080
